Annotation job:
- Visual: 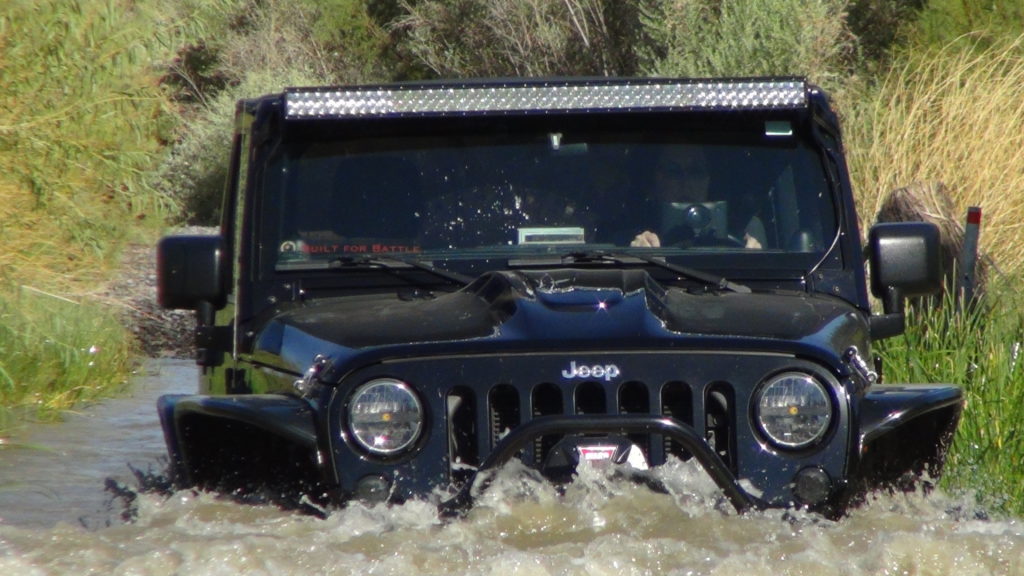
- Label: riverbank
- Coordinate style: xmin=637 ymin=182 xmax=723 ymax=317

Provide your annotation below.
xmin=103 ymin=229 xmax=217 ymax=359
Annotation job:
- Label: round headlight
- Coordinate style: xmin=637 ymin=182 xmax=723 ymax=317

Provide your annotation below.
xmin=755 ymin=372 xmax=832 ymax=449
xmin=348 ymin=378 xmax=424 ymax=456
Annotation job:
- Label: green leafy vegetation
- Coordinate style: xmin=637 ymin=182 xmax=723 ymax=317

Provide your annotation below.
xmin=913 ymin=0 xmax=1024 ymax=50
xmin=154 ymin=0 xmax=393 ymax=222
xmin=639 ymin=0 xmax=857 ymax=85
xmin=396 ymin=0 xmax=643 ymax=77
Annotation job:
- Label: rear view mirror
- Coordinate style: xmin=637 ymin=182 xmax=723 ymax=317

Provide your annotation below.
xmin=157 ymin=235 xmax=227 ymax=310
xmin=867 ymin=222 xmax=942 ymax=339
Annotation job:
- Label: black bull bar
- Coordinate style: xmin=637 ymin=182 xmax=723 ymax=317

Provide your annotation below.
xmin=440 ymin=414 xmax=761 ymax=515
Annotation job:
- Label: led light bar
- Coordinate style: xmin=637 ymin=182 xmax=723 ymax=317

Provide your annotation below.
xmin=285 ymin=79 xmax=807 ymax=119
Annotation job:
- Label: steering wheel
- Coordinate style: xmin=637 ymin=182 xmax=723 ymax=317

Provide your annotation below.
xmin=661 ymin=204 xmax=742 ymax=248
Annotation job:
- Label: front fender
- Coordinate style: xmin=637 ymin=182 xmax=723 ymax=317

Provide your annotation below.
xmin=157 ymin=394 xmax=319 ymax=489
xmin=858 ymin=384 xmax=963 ymax=488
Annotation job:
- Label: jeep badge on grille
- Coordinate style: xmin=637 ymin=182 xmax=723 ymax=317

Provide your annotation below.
xmin=561 ymin=361 xmax=621 ymax=381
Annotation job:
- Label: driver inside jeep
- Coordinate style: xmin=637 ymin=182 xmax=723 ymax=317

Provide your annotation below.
xmin=630 ymin=147 xmax=765 ymax=249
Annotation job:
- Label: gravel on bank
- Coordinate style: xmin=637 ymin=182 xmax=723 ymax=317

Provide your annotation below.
xmin=104 ymin=228 xmax=216 ymax=358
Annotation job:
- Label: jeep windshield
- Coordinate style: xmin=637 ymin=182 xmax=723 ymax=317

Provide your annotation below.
xmin=261 ymin=114 xmax=839 ymax=278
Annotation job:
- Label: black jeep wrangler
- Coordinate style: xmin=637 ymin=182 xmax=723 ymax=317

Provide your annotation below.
xmin=156 ymin=77 xmax=962 ymax=516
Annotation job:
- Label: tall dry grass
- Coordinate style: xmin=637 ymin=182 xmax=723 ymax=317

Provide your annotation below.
xmin=844 ymin=36 xmax=1024 ymax=275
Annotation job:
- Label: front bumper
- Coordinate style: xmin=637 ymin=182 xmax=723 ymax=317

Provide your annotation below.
xmin=441 ymin=414 xmax=761 ymax=515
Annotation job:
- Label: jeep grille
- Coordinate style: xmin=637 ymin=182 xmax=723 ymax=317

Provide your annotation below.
xmin=348 ymin=352 xmax=807 ymax=485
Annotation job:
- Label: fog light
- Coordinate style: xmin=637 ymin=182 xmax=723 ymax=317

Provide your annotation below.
xmin=354 ymin=475 xmax=392 ymax=503
xmin=793 ymin=467 xmax=832 ymax=506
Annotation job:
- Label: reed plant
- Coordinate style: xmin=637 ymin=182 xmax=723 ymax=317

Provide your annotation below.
xmin=876 ymin=283 xmax=1024 ymax=515
xmin=0 ymin=0 xmax=180 ymax=260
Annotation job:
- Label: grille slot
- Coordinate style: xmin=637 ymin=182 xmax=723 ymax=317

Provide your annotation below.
xmin=488 ymin=384 xmax=520 ymax=449
xmin=661 ymin=382 xmax=694 ymax=461
xmin=705 ymin=383 xmax=737 ymax=472
xmin=531 ymin=384 xmax=563 ymax=460
xmin=574 ymin=382 xmax=606 ymax=414
xmin=447 ymin=386 xmax=478 ymax=484
xmin=619 ymin=381 xmax=651 ymax=456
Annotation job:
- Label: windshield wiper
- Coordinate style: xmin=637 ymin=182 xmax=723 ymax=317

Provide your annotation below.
xmin=328 ymin=255 xmax=473 ymax=287
xmin=558 ymin=250 xmax=751 ymax=294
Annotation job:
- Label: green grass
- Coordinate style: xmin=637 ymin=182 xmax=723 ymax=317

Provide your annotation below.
xmin=876 ymin=283 xmax=1024 ymax=515
xmin=0 ymin=288 xmax=133 ymax=437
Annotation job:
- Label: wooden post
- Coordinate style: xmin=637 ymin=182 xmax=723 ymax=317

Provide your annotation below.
xmin=960 ymin=206 xmax=981 ymax=305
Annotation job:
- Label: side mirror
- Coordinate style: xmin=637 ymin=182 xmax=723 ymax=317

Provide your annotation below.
xmin=157 ymin=235 xmax=227 ymax=311
xmin=867 ymin=222 xmax=942 ymax=339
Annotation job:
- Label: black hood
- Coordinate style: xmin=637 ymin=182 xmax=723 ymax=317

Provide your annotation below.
xmin=255 ymin=269 xmax=866 ymax=372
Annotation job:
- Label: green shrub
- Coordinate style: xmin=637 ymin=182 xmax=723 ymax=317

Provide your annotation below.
xmin=638 ymin=0 xmax=858 ymax=86
xmin=155 ymin=70 xmax=326 ymax=225
xmin=846 ymin=0 xmax=927 ymax=65
xmin=913 ymin=0 xmax=1024 ymax=50
xmin=155 ymin=0 xmax=390 ymax=224
xmin=396 ymin=0 xmax=643 ymax=77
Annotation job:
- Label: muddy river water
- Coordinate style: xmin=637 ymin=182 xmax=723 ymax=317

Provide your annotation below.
xmin=2 ymin=359 xmax=1024 ymax=575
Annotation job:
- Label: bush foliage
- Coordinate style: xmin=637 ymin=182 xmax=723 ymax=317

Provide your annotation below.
xmin=913 ymin=0 xmax=1024 ymax=50
xmin=155 ymin=0 xmax=395 ymax=222
xmin=639 ymin=0 xmax=858 ymax=84
xmin=396 ymin=0 xmax=642 ymax=77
